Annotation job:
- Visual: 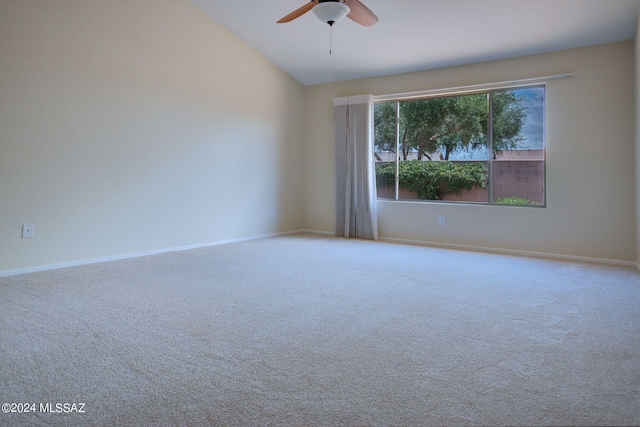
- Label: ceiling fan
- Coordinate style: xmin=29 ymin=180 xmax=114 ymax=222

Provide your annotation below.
xmin=277 ymin=0 xmax=378 ymax=27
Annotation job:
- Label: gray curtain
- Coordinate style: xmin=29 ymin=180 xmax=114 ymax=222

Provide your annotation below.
xmin=334 ymin=95 xmax=378 ymax=240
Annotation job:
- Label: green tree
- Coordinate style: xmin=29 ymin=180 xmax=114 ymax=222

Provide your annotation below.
xmin=373 ymin=101 xmax=397 ymax=160
xmin=374 ymin=91 xmax=526 ymax=160
xmin=489 ymin=91 xmax=527 ymax=157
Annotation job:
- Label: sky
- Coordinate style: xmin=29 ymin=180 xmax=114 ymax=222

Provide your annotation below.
xmin=518 ymin=86 xmax=545 ymax=150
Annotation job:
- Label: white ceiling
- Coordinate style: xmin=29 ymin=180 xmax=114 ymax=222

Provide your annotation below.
xmin=189 ymin=0 xmax=640 ymax=86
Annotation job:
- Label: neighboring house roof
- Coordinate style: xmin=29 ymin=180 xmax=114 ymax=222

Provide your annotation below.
xmin=375 ymin=149 xmax=544 ymax=162
xmin=375 ymin=151 xmax=443 ymax=162
xmin=495 ymin=150 xmax=544 ymax=161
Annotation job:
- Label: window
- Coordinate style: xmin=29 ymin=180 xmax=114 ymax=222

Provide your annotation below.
xmin=374 ymin=85 xmax=545 ymax=206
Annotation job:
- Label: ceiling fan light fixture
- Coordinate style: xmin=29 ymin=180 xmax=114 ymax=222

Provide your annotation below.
xmin=312 ymin=1 xmax=350 ymax=26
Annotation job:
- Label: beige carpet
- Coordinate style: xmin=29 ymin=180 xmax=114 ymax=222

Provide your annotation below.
xmin=1 ymin=233 xmax=639 ymax=426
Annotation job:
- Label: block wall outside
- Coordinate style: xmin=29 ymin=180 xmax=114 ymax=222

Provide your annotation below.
xmin=376 ymin=160 xmax=544 ymax=204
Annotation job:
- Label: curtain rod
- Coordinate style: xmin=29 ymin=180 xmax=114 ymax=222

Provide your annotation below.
xmin=373 ymin=73 xmax=574 ymax=101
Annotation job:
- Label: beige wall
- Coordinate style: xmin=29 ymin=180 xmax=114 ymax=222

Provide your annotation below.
xmin=304 ymin=42 xmax=636 ymax=263
xmin=0 ymin=0 xmax=306 ymax=274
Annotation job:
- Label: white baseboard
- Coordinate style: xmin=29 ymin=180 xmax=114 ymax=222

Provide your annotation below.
xmin=377 ymin=236 xmax=637 ymax=268
xmin=2 ymin=229 xmax=635 ymax=277
xmin=290 ymin=230 xmax=637 ymax=268
xmin=0 ymin=230 xmax=296 ymax=278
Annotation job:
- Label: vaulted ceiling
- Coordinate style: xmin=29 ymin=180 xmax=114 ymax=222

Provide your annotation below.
xmin=189 ymin=0 xmax=639 ymax=86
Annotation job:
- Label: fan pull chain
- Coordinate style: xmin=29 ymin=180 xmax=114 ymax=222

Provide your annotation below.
xmin=329 ymin=23 xmax=333 ymax=55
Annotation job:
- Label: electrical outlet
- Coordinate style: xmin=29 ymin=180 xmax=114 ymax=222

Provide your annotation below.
xmin=22 ymin=224 xmax=34 ymax=239
xmin=269 ymin=209 xmax=276 ymax=218
xmin=438 ymin=216 xmax=446 ymax=226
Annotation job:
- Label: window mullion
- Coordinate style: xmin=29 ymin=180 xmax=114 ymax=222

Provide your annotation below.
xmin=487 ymin=92 xmax=494 ymax=204
xmin=395 ymin=101 xmax=400 ymax=201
